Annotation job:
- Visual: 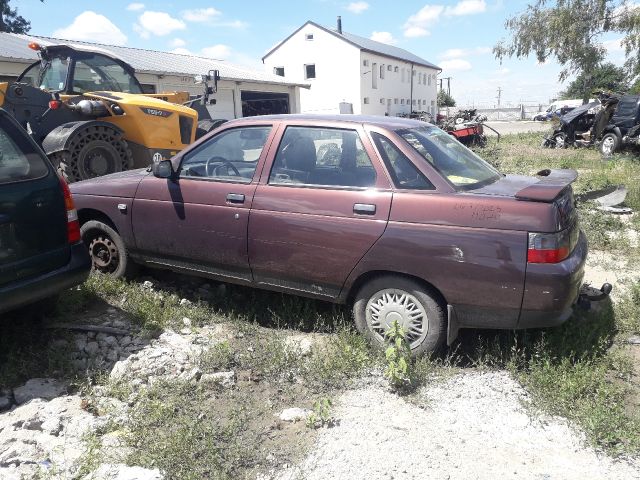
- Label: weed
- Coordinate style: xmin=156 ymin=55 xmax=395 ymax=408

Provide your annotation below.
xmin=383 ymin=320 xmax=413 ymax=390
xmin=306 ymin=398 xmax=334 ymax=429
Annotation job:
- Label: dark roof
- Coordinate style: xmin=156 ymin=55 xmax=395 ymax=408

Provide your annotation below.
xmin=0 ymin=32 xmax=309 ymax=88
xmin=263 ymin=21 xmax=440 ymax=71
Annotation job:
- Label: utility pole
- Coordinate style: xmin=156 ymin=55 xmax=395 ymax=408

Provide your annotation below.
xmin=496 ymin=87 xmax=502 ymax=107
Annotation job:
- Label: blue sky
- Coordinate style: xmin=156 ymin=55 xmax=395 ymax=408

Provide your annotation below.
xmin=14 ymin=0 xmax=628 ymax=106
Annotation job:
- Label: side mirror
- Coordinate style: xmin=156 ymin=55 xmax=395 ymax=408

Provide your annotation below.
xmin=152 ymin=160 xmax=174 ymax=179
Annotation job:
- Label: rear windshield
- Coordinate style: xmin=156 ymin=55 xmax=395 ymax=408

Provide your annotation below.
xmin=397 ymin=126 xmax=501 ymax=190
xmin=0 ymin=118 xmax=49 ymax=184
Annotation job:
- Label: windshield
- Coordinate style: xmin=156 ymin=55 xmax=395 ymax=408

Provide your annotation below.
xmin=397 ymin=126 xmax=501 ymax=190
xmin=20 ymin=57 xmax=69 ymax=92
xmin=72 ymin=54 xmax=142 ymax=94
xmin=0 ymin=116 xmax=49 ymax=184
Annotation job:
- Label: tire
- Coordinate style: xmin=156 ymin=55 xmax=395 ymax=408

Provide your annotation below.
xmin=353 ymin=275 xmax=446 ymax=357
xmin=80 ymin=220 xmax=137 ymax=279
xmin=554 ymin=133 xmax=567 ymax=149
xmin=600 ymin=132 xmax=619 ymax=158
xmin=55 ymin=125 xmax=133 ymax=183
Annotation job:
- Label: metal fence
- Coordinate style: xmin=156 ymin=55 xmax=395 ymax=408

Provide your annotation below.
xmin=439 ymin=105 xmax=546 ymax=121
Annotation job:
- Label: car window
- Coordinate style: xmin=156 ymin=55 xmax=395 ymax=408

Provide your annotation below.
xmin=371 ymin=132 xmax=434 ymax=190
xmin=179 ymin=126 xmax=272 ymax=183
xmin=73 ymin=55 xmax=142 ymax=94
xmin=0 ymin=119 xmax=49 ymax=184
xmin=268 ymin=126 xmax=376 ymax=188
xmin=398 ymin=126 xmax=501 ymax=191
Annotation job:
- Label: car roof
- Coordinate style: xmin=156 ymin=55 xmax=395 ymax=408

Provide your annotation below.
xmin=223 ymin=114 xmax=431 ymax=130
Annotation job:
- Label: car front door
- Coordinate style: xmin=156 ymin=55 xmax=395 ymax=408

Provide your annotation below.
xmin=131 ymin=124 xmax=276 ymax=284
xmin=248 ymin=123 xmax=392 ymax=299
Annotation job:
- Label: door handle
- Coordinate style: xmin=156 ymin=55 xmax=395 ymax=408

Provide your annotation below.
xmin=353 ymin=203 xmax=376 ymax=215
xmin=226 ymin=193 xmax=245 ymax=204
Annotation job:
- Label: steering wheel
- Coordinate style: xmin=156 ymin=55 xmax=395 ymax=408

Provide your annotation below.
xmin=205 ymin=156 xmax=240 ymax=177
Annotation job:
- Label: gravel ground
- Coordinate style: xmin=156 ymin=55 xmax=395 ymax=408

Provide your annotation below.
xmin=272 ymin=372 xmax=640 ymax=480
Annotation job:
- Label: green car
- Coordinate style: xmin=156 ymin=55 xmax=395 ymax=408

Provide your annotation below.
xmin=0 ymin=108 xmax=90 ymax=315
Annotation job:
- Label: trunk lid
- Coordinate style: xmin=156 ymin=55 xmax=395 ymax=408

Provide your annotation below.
xmin=0 ymin=111 xmax=69 ymax=287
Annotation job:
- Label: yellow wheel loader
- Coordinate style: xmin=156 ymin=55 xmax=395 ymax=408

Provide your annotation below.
xmin=0 ymin=41 xmax=220 ymax=182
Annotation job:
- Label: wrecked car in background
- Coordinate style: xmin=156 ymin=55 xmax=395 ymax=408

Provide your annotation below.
xmin=70 ymin=115 xmax=605 ymax=355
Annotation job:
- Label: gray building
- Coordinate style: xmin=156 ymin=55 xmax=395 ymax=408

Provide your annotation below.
xmin=0 ymin=32 xmax=308 ymax=119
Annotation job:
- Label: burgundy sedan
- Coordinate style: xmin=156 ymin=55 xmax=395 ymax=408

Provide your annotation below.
xmin=71 ymin=115 xmax=588 ymax=355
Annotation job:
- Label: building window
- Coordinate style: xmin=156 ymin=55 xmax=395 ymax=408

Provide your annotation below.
xmin=140 ymin=83 xmax=157 ymax=94
xmin=406 ymin=99 xmax=410 ymax=104
xmin=394 ymin=66 xmax=399 ymax=73
xmin=380 ymin=98 xmax=385 ymax=104
xmin=412 ymin=70 xmax=416 ymax=76
xmin=400 ymin=99 xmax=404 ymax=105
xmin=364 ymin=97 xmax=370 ymax=104
xmin=418 ymin=74 xmax=421 ymax=85
xmin=427 ymin=74 xmax=430 ymax=85
xmin=363 ymin=59 xmax=369 ymax=67
xmin=412 ymin=99 xmax=416 ymax=105
xmin=372 ymin=63 xmax=377 ymax=89
xmin=394 ymin=98 xmax=398 ymax=104
xmin=380 ymin=64 xmax=385 ymax=79
xmin=304 ymin=64 xmax=316 ymax=79
xmin=273 ymin=67 xmax=285 ymax=77
xmin=387 ymin=65 xmax=392 ymax=71
xmin=305 ymin=33 xmax=314 ymax=40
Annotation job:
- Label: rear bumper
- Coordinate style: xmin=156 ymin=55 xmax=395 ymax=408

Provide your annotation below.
xmin=0 ymin=242 xmax=91 ymax=314
xmin=517 ymin=230 xmax=587 ymax=329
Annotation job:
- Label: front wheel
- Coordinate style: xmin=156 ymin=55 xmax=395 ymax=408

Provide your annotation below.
xmin=600 ymin=132 xmax=619 ymax=158
xmin=80 ymin=220 xmax=137 ymax=279
xmin=353 ymin=276 xmax=446 ymax=357
xmin=554 ymin=133 xmax=567 ymax=149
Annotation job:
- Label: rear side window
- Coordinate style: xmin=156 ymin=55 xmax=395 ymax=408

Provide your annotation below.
xmin=371 ymin=132 xmax=434 ymax=190
xmin=269 ymin=126 xmax=376 ymax=188
xmin=0 ymin=119 xmax=49 ymax=184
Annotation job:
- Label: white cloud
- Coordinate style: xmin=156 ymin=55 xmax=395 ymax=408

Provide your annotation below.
xmin=135 ymin=11 xmax=186 ymax=38
xmin=495 ymin=67 xmax=510 ymax=75
xmin=346 ymin=1 xmax=369 ymax=14
xmin=370 ymin=31 xmax=397 ymax=45
xmin=403 ymin=5 xmax=444 ymax=37
xmin=215 ymin=20 xmax=248 ymax=29
xmin=439 ymin=58 xmax=472 ymax=71
xmin=603 ymin=37 xmax=624 ymax=53
xmin=201 ymin=44 xmax=232 ymax=59
xmin=440 ymin=46 xmax=491 ymax=59
xmin=53 ymin=11 xmax=127 ymax=45
xmin=126 ymin=3 xmax=144 ymax=11
xmin=182 ymin=7 xmax=221 ymax=22
xmin=169 ymin=38 xmax=186 ymax=48
xmin=445 ymin=0 xmax=486 ymax=16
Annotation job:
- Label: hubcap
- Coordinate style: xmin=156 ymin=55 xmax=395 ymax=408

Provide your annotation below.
xmin=366 ymin=289 xmax=428 ymax=349
xmin=555 ymin=135 xmax=565 ymax=148
xmin=602 ymin=137 xmax=614 ymax=155
xmin=89 ymin=235 xmax=119 ymax=273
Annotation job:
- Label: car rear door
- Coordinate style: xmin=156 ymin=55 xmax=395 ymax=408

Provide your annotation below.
xmin=248 ymin=122 xmax=392 ymax=300
xmin=131 ymin=123 xmax=277 ymax=284
xmin=0 ymin=110 xmax=69 ymax=288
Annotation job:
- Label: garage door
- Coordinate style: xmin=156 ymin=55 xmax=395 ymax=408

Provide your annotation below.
xmin=241 ymin=91 xmax=290 ymax=117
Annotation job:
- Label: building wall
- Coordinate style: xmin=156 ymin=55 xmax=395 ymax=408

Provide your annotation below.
xmin=0 ymin=59 xmax=300 ymax=120
xmin=359 ymin=52 xmax=439 ymax=117
xmin=264 ymin=24 xmax=361 ymax=114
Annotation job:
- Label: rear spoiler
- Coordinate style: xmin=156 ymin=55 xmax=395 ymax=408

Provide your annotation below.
xmin=515 ymin=169 xmax=578 ymax=202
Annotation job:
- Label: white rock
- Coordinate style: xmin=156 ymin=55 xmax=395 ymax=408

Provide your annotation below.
xmin=41 ymin=417 xmax=63 ymax=436
xmin=13 ymin=378 xmax=66 ymax=405
xmin=201 ymin=371 xmax=236 ymax=388
xmin=179 ymin=298 xmax=191 ymax=306
xmin=278 ymin=408 xmax=312 ymax=422
xmin=84 ymin=463 xmax=163 ymax=480
xmin=182 ymin=317 xmax=192 ymax=326
xmin=142 ymin=280 xmax=154 ymax=289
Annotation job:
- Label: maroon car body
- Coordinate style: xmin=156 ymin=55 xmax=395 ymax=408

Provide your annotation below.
xmin=70 ymin=115 xmax=587 ymax=354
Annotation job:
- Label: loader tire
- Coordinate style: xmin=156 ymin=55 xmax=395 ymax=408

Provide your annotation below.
xmin=53 ymin=125 xmax=133 ymax=183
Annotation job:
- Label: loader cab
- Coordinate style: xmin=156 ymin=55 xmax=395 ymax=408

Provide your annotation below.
xmin=17 ymin=44 xmax=143 ymax=96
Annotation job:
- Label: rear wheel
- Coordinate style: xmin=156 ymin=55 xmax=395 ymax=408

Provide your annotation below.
xmin=80 ymin=220 xmax=137 ymax=279
xmin=554 ymin=133 xmax=567 ymax=149
xmin=54 ymin=126 xmax=133 ymax=182
xmin=353 ymin=276 xmax=446 ymax=357
xmin=600 ymin=132 xmax=619 ymax=158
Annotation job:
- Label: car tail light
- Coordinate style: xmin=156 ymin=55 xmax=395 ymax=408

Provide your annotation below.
xmin=59 ymin=177 xmax=81 ymax=244
xmin=527 ymin=226 xmax=578 ymax=263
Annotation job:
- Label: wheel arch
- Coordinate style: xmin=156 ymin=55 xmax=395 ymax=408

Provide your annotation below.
xmin=78 ymin=208 xmax=119 ymax=232
xmin=41 ymin=120 xmax=124 ymax=156
xmin=343 ymin=270 xmax=448 ymax=308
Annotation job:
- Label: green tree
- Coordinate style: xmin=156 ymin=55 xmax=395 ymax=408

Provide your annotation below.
xmin=494 ymin=1 xmax=640 ymax=103
xmin=560 ymin=62 xmax=629 ymax=98
xmin=0 ymin=0 xmax=43 ymax=34
xmin=437 ymin=89 xmax=456 ymax=107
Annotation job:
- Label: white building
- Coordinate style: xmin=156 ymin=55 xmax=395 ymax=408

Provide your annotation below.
xmin=263 ymin=19 xmax=441 ymax=117
xmin=0 ymin=32 xmax=308 ymax=119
